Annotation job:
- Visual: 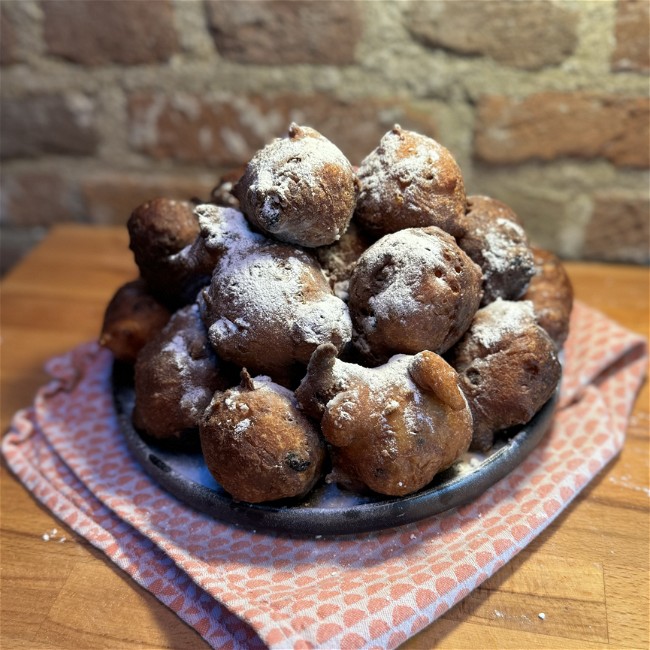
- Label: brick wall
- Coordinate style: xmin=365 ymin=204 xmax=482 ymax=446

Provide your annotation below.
xmin=1 ymin=0 xmax=648 ymax=273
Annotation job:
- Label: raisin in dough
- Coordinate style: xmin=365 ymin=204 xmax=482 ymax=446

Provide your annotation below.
xmin=200 ymin=371 xmax=325 ymax=503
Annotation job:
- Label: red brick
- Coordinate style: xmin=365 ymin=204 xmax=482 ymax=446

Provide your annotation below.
xmin=1 ymin=93 xmax=99 ymax=159
xmin=583 ymin=192 xmax=649 ymax=263
xmin=206 ymin=0 xmax=362 ymax=65
xmin=1 ymin=5 xmax=19 ymax=66
xmin=474 ymin=93 xmax=650 ymax=168
xmin=80 ymin=171 xmax=217 ymax=225
xmin=612 ymin=0 xmax=650 ymax=73
xmin=1 ymin=171 xmax=84 ymax=227
xmin=405 ymin=0 xmax=577 ymax=70
xmin=128 ymin=92 xmax=441 ymax=167
xmin=43 ymin=0 xmax=179 ymax=66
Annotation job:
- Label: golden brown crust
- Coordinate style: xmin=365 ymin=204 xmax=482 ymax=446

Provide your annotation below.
xmin=200 ymin=374 xmax=325 ymax=503
xmin=296 ymin=345 xmax=472 ymax=496
xmin=112 ymin=125 xmax=567 ymax=502
xmin=201 ymin=238 xmax=351 ymax=386
xmin=354 ymin=125 xmax=466 ymax=237
xmin=348 ymin=226 xmax=483 ymax=364
xmin=458 ymin=195 xmax=536 ymax=306
xmin=133 ymin=304 xmax=236 ymax=441
xmin=522 ymin=246 xmax=573 ymax=348
xmin=128 ymin=198 xmax=199 ymax=267
xmin=99 ymin=279 xmax=171 ymax=363
xmin=448 ymin=300 xmax=562 ymax=451
xmin=127 ymin=197 xmax=206 ymax=307
xmin=234 ymin=124 xmax=359 ymax=248
xmin=129 ymin=202 xmax=264 ymax=309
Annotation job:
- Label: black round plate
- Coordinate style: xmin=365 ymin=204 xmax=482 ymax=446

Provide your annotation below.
xmin=113 ymin=363 xmax=559 ymax=537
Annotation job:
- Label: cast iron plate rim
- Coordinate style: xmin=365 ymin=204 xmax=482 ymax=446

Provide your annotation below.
xmin=113 ymin=363 xmax=559 ymax=537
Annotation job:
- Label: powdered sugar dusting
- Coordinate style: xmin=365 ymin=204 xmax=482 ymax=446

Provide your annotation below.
xmin=249 ymin=124 xmax=350 ymax=199
xmin=359 ymin=125 xmax=445 ymax=210
xmin=243 ymin=124 xmax=355 ymax=242
xmin=233 ymin=418 xmax=251 ymax=435
xmin=206 ymin=236 xmax=351 ymax=366
xmin=360 ymin=228 xmax=447 ymax=321
xmin=194 ymin=204 xmax=265 ymax=251
xmin=250 ymin=375 xmax=296 ymax=403
xmin=471 ymin=299 xmax=536 ymax=348
xmin=481 ymin=219 xmax=527 ymax=276
xmin=328 ymin=354 xmax=431 ymax=445
xmin=216 ymin=248 xmax=304 ymax=328
xmin=160 ymin=304 xmax=218 ymax=420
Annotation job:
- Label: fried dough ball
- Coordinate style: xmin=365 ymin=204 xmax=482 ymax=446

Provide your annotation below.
xmin=133 ymin=303 xmax=236 ymax=441
xmin=128 ymin=200 xmax=263 ymax=308
xmin=127 ymin=197 xmax=204 ymax=307
xmin=522 ymin=247 xmax=573 ymax=349
xmin=457 ymin=196 xmax=536 ymax=306
xmin=354 ymin=125 xmax=466 ymax=237
xmin=128 ymin=197 xmax=200 ymax=266
xmin=348 ymin=227 xmax=482 ymax=365
xmin=314 ymin=220 xmax=375 ymax=300
xmin=295 ymin=344 xmax=472 ymax=496
xmin=234 ymin=123 xmax=359 ymax=247
xmin=200 ymin=370 xmax=325 ymax=503
xmin=447 ymin=299 xmax=562 ymax=452
xmin=200 ymin=235 xmax=352 ymax=386
xmin=99 ymin=279 xmax=171 ymax=363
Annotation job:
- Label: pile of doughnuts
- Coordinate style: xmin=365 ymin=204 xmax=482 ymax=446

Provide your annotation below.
xmin=101 ymin=123 xmax=571 ymax=503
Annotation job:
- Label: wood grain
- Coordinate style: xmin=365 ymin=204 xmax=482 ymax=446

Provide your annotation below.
xmin=1 ymin=225 xmax=648 ymax=649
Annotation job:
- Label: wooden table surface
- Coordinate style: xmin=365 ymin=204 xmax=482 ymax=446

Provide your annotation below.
xmin=1 ymin=224 xmax=648 ymax=650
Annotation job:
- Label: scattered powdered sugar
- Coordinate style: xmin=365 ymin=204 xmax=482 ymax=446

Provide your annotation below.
xmin=180 ymin=385 xmax=212 ymax=418
xmin=359 ymin=125 xmax=444 ymax=210
xmin=160 ymin=305 xmax=217 ymax=420
xmin=331 ymin=354 xmax=417 ymax=401
xmin=327 ymin=389 xmax=359 ymax=429
xmin=233 ymin=418 xmax=251 ymax=436
xmin=209 ymin=241 xmax=351 ymax=357
xmin=195 ymin=204 xmax=265 ymax=252
xmin=327 ymin=354 xmax=438 ymax=447
xmin=333 ymin=280 xmax=349 ymax=302
xmin=42 ymin=528 xmax=65 ymax=543
xmin=215 ymin=248 xmax=305 ymax=329
xmin=608 ymin=473 xmax=650 ymax=496
xmin=481 ymin=218 xmax=527 ymax=276
xmin=251 ymin=375 xmax=297 ymax=403
xmin=453 ymin=451 xmax=485 ymax=476
xmin=295 ymin=294 xmax=352 ymax=347
xmin=246 ymin=124 xmax=353 ymax=232
xmin=360 ymin=228 xmax=448 ymax=322
xmin=162 ymin=332 xmax=188 ymax=362
xmin=470 ymin=299 xmax=536 ymax=348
